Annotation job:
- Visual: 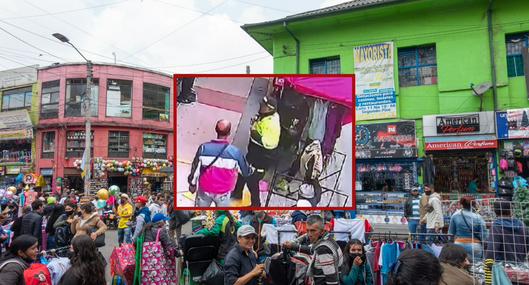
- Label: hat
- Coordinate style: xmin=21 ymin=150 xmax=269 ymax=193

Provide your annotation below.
xmin=261 ymin=96 xmax=277 ymax=110
xmin=135 ymin=196 xmax=148 ymax=204
xmin=237 ymin=225 xmax=257 ymax=237
xmin=120 ymin=193 xmax=130 ymax=200
xmin=47 ymin=197 xmax=57 ymax=205
xmin=152 ymin=213 xmax=170 ymax=223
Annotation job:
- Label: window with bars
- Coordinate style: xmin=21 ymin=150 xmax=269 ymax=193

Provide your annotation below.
xmin=66 ymin=130 xmax=94 ymax=157
xmin=143 ymin=133 xmax=167 ymax=159
xmin=107 ymin=79 xmax=132 ymax=118
xmin=42 ymin=132 xmax=55 ymax=159
xmin=2 ymin=86 xmax=32 ymax=111
xmin=65 ymin=78 xmax=99 ymax=117
xmin=40 ymin=80 xmax=60 ymax=119
xmin=143 ymin=83 xmax=170 ymax=121
xmin=506 ymin=33 xmax=529 ymax=77
xmin=108 ymin=131 xmax=129 ymax=157
xmin=398 ymin=45 xmax=438 ymax=87
xmin=309 ymin=57 xmax=341 ymax=74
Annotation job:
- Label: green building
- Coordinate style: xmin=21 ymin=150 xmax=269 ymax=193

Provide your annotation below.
xmin=244 ymin=0 xmax=529 ymax=221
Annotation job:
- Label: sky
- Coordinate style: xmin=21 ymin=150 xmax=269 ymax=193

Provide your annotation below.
xmin=0 ymin=0 xmax=351 ymax=75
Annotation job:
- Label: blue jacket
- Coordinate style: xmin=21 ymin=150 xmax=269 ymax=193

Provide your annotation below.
xmin=448 ymin=210 xmax=488 ymax=241
xmin=188 ymin=140 xmax=251 ymax=195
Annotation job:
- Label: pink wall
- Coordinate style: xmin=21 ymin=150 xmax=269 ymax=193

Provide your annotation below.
xmin=35 ymin=64 xmax=174 ymax=186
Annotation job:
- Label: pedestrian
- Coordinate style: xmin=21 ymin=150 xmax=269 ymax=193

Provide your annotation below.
xmin=18 ymin=200 xmax=44 ymax=247
xmin=0 ymin=235 xmax=39 ymax=285
xmin=141 ymin=213 xmax=180 ymax=257
xmin=58 ymin=235 xmax=106 ymax=285
xmin=418 ymin=184 xmax=430 ymax=240
xmin=148 ymin=196 xmax=162 ymax=216
xmin=10 ymin=206 xmax=31 ymax=239
xmin=404 ymin=185 xmax=421 ymax=234
xmin=341 ymin=239 xmax=373 ymax=285
xmin=70 ymin=203 xmax=107 ymax=244
xmin=223 ymin=225 xmax=264 ymax=285
xmin=250 ymin=211 xmax=276 ymax=263
xmin=235 ymin=96 xmax=281 ymax=207
xmin=131 ymin=196 xmax=151 ymax=243
xmin=448 ymin=196 xmax=487 ymax=261
xmin=188 ymin=119 xmax=252 ymax=207
xmin=422 ymin=185 xmax=444 ymax=242
xmin=439 ymin=244 xmax=479 ymax=285
xmin=195 ymin=210 xmax=240 ymax=262
xmin=291 ymin=210 xmax=308 ymax=224
xmin=484 ymin=199 xmax=529 ymax=263
xmin=46 ymin=204 xmax=65 ymax=250
xmin=386 ymin=249 xmax=442 ymax=285
xmin=117 ymin=194 xmax=134 ymax=246
xmin=53 ymin=202 xmax=77 ymax=247
xmin=177 ymin=77 xmax=197 ymax=104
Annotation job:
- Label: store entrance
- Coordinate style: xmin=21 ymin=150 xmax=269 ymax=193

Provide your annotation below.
xmin=108 ymin=176 xmax=128 ymax=194
xmin=430 ymin=150 xmax=492 ymax=194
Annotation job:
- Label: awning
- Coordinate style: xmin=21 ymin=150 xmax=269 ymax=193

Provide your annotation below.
xmin=424 ymin=135 xmax=498 ymax=151
xmin=0 ymin=109 xmax=33 ymax=141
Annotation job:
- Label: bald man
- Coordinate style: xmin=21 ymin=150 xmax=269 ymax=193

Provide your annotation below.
xmin=188 ymin=119 xmax=252 ymax=207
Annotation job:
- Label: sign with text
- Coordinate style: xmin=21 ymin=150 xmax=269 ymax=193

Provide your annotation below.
xmin=423 ymin=111 xmax=495 ymax=137
xmin=436 ymin=114 xmax=480 ymax=134
xmin=354 ymin=42 xmax=396 ymax=120
xmin=356 ymin=121 xmax=417 ymax=159
xmin=425 ymin=140 xmax=497 ymax=150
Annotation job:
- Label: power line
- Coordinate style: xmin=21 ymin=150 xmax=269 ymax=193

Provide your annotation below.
xmin=122 ymin=0 xmax=229 ymax=60
xmin=151 ymin=51 xmax=267 ymax=68
xmin=192 ymin=54 xmax=270 ymax=73
xmin=0 ymin=0 xmax=131 ymax=20
xmin=234 ymin=0 xmax=295 ymax=14
xmin=0 ymin=24 xmax=66 ymax=61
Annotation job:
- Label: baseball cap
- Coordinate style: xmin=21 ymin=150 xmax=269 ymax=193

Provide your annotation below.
xmin=120 ymin=193 xmax=130 ymax=200
xmin=152 ymin=213 xmax=170 ymax=224
xmin=237 ymin=225 xmax=257 ymax=237
xmin=135 ymin=196 xmax=148 ymax=204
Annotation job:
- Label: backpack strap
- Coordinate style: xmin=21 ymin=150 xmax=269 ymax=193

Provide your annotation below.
xmin=0 ymin=259 xmax=26 ymax=272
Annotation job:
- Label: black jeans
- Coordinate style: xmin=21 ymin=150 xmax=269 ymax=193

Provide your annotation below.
xmin=247 ymin=170 xmax=265 ymax=207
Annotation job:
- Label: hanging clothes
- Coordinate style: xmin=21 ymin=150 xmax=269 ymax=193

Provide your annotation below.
xmin=277 ymin=87 xmax=310 ymax=149
xmin=380 ymin=242 xmax=400 ymax=285
xmin=322 ymin=103 xmax=346 ymax=157
xmin=308 ymin=99 xmax=328 ymax=141
xmin=423 ymin=156 xmax=436 ymax=185
xmin=299 ymin=140 xmax=323 ymax=181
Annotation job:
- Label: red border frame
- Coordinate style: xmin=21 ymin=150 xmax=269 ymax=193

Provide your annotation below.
xmin=173 ymin=74 xmax=355 ymax=211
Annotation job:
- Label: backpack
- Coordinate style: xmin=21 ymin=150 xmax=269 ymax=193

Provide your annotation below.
xmin=55 ymin=224 xmax=73 ymax=247
xmin=23 ymin=263 xmax=52 ymax=285
xmin=217 ymin=217 xmax=237 ymax=260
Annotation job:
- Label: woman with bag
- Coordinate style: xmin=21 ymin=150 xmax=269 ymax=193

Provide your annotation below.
xmin=448 ymin=197 xmax=488 ymax=261
xmin=0 ymin=235 xmax=39 ymax=285
xmin=71 ymin=203 xmax=107 ymax=247
xmin=59 ymin=235 xmax=106 ymax=285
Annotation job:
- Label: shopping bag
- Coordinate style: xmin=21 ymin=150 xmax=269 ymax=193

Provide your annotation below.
xmin=141 ymin=229 xmax=177 ymax=284
xmin=199 ymin=260 xmax=223 ymax=285
xmin=111 ymin=243 xmax=136 ymax=285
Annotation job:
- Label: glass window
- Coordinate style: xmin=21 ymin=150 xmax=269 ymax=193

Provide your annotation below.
xmin=309 ymin=57 xmax=341 ymax=74
xmin=107 ymin=79 xmax=132 ymax=117
xmin=108 ymin=131 xmax=129 ymax=157
xmin=398 ymin=45 xmax=437 ymax=87
xmin=65 ymin=130 xmax=94 ymax=158
xmin=40 ymin=80 xmax=60 ymax=119
xmin=506 ymin=33 xmax=529 ymax=77
xmin=143 ymin=133 xmax=167 ymax=159
xmin=143 ymin=83 xmax=170 ymax=121
xmin=42 ymin=132 xmax=55 ymax=159
xmin=2 ymin=86 xmax=32 ymax=111
xmin=65 ymin=78 xmax=99 ymax=117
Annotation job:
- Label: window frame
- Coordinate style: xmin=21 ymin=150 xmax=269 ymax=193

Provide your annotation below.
xmin=41 ymin=131 xmax=56 ymax=159
xmin=398 ymin=45 xmax=438 ymax=87
xmin=309 ymin=56 xmax=341 ymax=74
xmin=1 ymin=86 xmax=33 ymax=111
xmin=143 ymin=133 xmax=167 ymax=159
xmin=106 ymin=79 xmax=133 ymax=118
xmin=40 ymin=80 xmax=60 ymax=119
xmin=142 ymin=83 xmax=170 ymax=122
xmin=65 ymin=78 xmax=99 ymax=117
xmin=65 ymin=130 xmax=94 ymax=158
xmin=108 ymin=131 xmax=130 ymax=158
xmin=506 ymin=32 xmax=529 ymax=77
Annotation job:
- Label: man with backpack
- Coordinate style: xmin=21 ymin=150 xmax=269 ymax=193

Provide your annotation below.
xmin=53 ymin=202 xmax=76 ymax=247
xmin=18 ymin=201 xmax=44 ymax=248
xmin=195 ymin=210 xmax=240 ymax=263
xmin=188 ymin=119 xmax=251 ymax=207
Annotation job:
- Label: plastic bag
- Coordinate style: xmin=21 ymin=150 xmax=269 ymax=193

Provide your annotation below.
xmin=199 ymin=260 xmax=224 ymax=285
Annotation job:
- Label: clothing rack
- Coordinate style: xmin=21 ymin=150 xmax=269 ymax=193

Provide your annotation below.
xmin=365 ymin=231 xmax=454 ymax=243
xmin=38 ymin=246 xmax=70 ymax=258
xmin=276 ymin=230 xmax=354 ymax=247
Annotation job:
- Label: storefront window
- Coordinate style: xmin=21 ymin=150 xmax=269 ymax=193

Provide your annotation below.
xmin=65 ymin=78 xmax=99 ymax=117
xmin=143 ymin=133 xmax=166 ymax=159
xmin=107 ymin=79 xmax=132 ymax=117
xmin=42 ymin=132 xmax=55 ymax=159
xmin=309 ymin=56 xmax=341 ymax=74
xmin=143 ymin=83 xmax=170 ymax=121
xmin=108 ymin=131 xmax=129 ymax=157
xmin=65 ymin=130 xmax=94 ymax=157
xmin=506 ymin=32 xmax=529 ymax=77
xmin=1 ymin=86 xmax=32 ymax=111
xmin=40 ymin=80 xmax=60 ymax=119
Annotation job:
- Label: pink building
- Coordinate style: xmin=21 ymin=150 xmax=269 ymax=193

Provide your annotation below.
xmin=36 ymin=63 xmax=173 ymax=194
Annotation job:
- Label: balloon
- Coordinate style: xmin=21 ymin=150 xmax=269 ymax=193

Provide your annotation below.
xmin=5 ymin=192 xmax=13 ymax=199
xmin=7 ymin=186 xmax=16 ymax=193
xmin=97 ymin=188 xmax=109 ymax=200
xmin=109 ymin=185 xmax=120 ymax=196
xmin=96 ymin=199 xmax=107 ymax=209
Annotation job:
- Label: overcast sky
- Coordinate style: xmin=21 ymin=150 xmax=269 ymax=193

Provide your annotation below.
xmin=0 ymin=0 xmax=350 ymax=75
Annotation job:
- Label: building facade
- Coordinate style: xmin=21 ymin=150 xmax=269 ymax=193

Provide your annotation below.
xmin=244 ymin=0 xmax=529 ymax=221
xmin=36 ymin=63 xmax=173 ymax=194
xmin=0 ymin=66 xmax=39 ymax=188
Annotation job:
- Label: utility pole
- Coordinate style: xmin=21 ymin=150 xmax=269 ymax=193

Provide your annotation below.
xmin=53 ymin=33 xmax=93 ymax=196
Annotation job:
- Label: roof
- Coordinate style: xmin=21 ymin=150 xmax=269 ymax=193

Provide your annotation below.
xmin=38 ymin=62 xmax=173 ymax=79
xmin=242 ymin=0 xmax=407 ymax=28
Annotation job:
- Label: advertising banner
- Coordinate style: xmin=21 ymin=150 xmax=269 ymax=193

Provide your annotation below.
xmin=356 ymin=121 xmax=417 ymax=159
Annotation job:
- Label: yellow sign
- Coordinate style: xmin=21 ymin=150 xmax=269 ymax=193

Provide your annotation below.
xmin=0 ymin=128 xmax=33 ymax=140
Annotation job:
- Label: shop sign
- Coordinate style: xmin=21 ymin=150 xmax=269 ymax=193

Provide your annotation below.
xmin=425 ymin=140 xmax=497 ymax=151
xmin=5 ymin=166 xmax=20 ymax=175
xmin=24 ymin=173 xmax=36 ymax=184
xmin=41 ymin=169 xmax=53 ymax=176
xmin=424 ymin=112 xmax=494 ymax=136
xmin=356 ymin=121 xmax=417 ymax=159
xmin=497 ymin=109 xmax=529 ymax=139
xmin=354 ymin=42 xmax=396 ymax=120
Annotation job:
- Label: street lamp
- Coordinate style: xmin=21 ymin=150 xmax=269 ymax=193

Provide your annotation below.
xmin=53 ymin=33 xmax=93 ymax=196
